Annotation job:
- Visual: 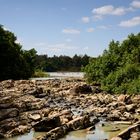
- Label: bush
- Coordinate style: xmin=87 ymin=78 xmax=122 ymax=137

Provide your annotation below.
xmin=83 ymin=33 xmax=140 ymax=94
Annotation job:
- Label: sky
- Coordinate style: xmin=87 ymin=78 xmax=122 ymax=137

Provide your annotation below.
xmin=0 ymin=0 xmax=140 ymax=57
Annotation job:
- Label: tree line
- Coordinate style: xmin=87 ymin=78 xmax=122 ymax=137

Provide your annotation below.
xmin=83 ymin=33 xmax=140 ymax=94
xmin=35 ymin=54 xmax=90 ymax=72
xmin=0 ymin=25 xmax=90 ymax=80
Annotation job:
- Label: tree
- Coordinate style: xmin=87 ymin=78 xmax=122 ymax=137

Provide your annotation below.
xmin=83 ymin=33 xmax=140 ymax=94
xmin=0 ymin=25 xmax=36 ymax=80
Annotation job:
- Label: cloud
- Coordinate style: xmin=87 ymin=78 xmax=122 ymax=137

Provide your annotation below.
xmin=92 ymin=5 xmax=114 ymax=15
xmin=119 ymin=16 xmax=140 ymax=27
xmin=92 ymin=5 xmax=131 ymax=19
xmin=86 ymin=28 xmax=94 ymax=32
xmin=130 ymin=0 xmax=140 ymax=8
xmin=81 ymin=16 xmax=90 ymax=23
xmin=62 ymin=28 xmax=80 ymax=34
xmin=93 ymin=15 xmax=103 ymax=21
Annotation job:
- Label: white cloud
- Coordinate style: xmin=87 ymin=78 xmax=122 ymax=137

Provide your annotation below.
xmin=81 ymin=16 xmax=90 ymax=23
xmin=119 ymin=16 xmax=140 ymax=27
xmin=15 ymin=38 xmax=23 ymax=44
xmin=86 ymin=28 xmax=94 ymax=32
xmin=92 ymin=5 xmax=131 ymax=19
xmin=130 ymin=0 xmax=140 ymax=8
xmin=62 ymin=28 xmax=80 ymax=34
xmin=112 ymin=7 xmax=127 ymax=15
xmin=92 ymin=5 xmax=114 ymax=15
xmin=93 ymin=15 xmax=103 ymax=20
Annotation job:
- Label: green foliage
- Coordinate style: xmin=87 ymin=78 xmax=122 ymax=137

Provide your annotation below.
xmin=33 ymin=69 xmax=49 ymax=78
xmin=0 ymin=25 xmax=37 ymax=80
xmin=83 ymin=33 xmax=140 ymax=94
xmin=35 ymin=54 xmax=90 ymax=72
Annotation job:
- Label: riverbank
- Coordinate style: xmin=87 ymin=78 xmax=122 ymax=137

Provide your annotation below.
xmin=0 ymin=78 xmax=140 ymax=140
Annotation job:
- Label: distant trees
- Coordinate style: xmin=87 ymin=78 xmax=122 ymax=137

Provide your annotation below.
xmin=35 ymin=54 xmax=90 ymax=72
xmin=83 ymin=33 xmax=140 ymax=94
xmin=0 ymin=25 xmax=37 ymax=80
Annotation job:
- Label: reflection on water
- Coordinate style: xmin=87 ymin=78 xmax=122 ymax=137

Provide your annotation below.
xmin=1 ymin=122 xmax=130 ymax=140
xmin=0 ymin=131 xmax=46 ymax=140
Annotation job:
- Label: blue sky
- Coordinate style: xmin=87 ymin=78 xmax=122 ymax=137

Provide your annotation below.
xmin=0 ymin=0 xmax=140 ymax=57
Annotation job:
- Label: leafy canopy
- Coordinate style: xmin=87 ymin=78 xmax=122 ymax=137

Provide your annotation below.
xmin=0 ymin=25 xmax=37 ymax=80
xmin=84 ymin=33 xmax=140 ymax=94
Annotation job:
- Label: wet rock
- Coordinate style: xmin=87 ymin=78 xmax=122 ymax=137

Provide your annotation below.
xmin=117 ymin=122 xmax=140 ymax=139
xmin=36 ymin=125 xmax=68 ymax=140
xmin=86 ymin=125 xmax=95 ymax=131
xmin=5 ymin=125 xmax=30 ymax=138
xmin=67 ymin=115 xmax=92 ymax=130
xmin=33 ymin=116 xmax=61 ymax=132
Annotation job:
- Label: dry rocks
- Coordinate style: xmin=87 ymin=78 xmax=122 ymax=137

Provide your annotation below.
xmin=0 ymin=79 xmax=139 ymax=139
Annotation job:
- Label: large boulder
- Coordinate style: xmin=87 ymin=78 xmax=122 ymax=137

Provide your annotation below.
xmin=33 ymin=116 xmax=61 ymax=132
xmin=67 ymin=115 xmax=93 ymax=130
xmin=69 ymin=84 xmax=92 ymax=95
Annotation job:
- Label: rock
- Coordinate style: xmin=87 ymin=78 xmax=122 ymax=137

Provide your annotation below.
xmin=117 ymin=123 xmax=140 ymax=139
xmin=126 ymin=104 xmax=136 ymax=112
xmin=5 ymin=125 xmax=30 ymax=138
xmin=107 ymin=110 xmax=122 ymax=121
xmin=118 ymin=95 xmax=127 ymax=102
xmin=86 ymin=126 xmax=95 ymax=131
xmin=67 ymin=115 xmax=92 ymax=131
xmin=136 ymin=108 xmax=140 ymax=114
xmin=70 ymin=84 xmax=92 ymax=95
xmin=36 ymin=125 xmax=68 ymax=140
xmin=130 ymin=132 xmax=140 ymax=140
xmin=33 ymin=116 xmax=61 ymax=131
xmin=0 ymin=108 xmax=19 ymax=121
xmin=111 ymin=137 xmax=122 ymax=140
xmin=123 ymin=112 xmax=133 ymax=120
xmin=0 ymin=103 xmax=13 ymax=109
xmin=28 ymin=113 xmax=41 ymax=121
xmin=0 ymin=133 xmax=4 ymax=138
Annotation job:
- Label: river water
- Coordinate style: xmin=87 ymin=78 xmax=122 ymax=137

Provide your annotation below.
xmin=31 ymin=72 xmax=84 ymax=80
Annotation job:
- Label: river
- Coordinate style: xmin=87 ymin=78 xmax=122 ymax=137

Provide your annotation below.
xmin=31 ymin=72 xmax=84 ymax=80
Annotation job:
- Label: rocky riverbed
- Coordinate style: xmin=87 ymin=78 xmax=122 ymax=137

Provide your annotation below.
xmin=0 ymin=79 xmax=140 ymax=140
